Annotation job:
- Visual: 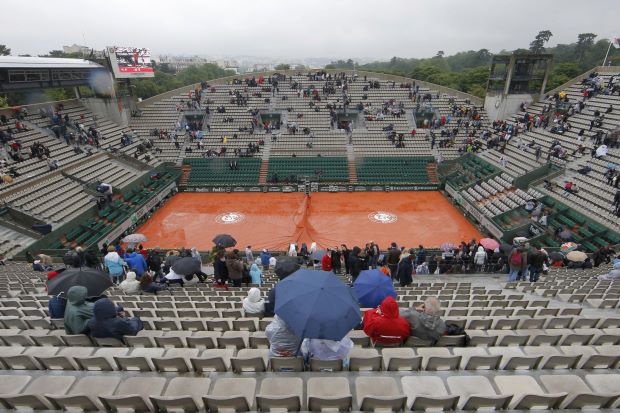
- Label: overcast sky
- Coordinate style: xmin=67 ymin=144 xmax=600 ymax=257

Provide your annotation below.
xmin=4 ymin=0 xmax=619 ymax=60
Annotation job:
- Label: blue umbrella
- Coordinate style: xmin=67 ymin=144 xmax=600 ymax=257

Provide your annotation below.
xmin=353 ymin=269 xmax=397 ymax=308
xmin=274 ymin=269 xmax=360 ymax=340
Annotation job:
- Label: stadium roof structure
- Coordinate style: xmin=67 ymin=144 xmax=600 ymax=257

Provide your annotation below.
xmin=0 ymin=56 xmax=108 ymax=92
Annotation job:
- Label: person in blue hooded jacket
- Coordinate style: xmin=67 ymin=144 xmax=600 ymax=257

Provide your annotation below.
xmin=260 ymin=249 xmax=271 ymax=270
xmin=124 ymin=248 xmax=148 ymax=277
xmin=87 ymin=298 xmax=143 ymax=341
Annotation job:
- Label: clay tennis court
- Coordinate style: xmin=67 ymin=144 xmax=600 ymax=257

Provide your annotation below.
xmin=138 ymin=191 xmax=482 ymax=251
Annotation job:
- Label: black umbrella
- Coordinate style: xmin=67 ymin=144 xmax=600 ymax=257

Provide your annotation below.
xmin=172 ymin=257 xmax=201 ymax=276
xmin=46 ymin=267 xmax=113 ymax=297
xmin=275 ymin=256 xmax=301 ymax=280
xmin=311 ymin=250 xmax=328 ymax=261
xmin=212 ymin=234 xmax=237 ymax=248
xmin=549 ymin=252 xmax=564 ymax=261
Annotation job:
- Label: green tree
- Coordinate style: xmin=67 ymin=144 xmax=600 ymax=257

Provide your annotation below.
xmin=0 ymin=45 xmax=10 ymax=56
xmin=435 ymin=50 xmax=445 ymax=58
xmin=529 ymin=30 xmax=553 ymax=54
xmin=275 ymin=64 xmax=291 ymax=70
xmin=0 ymin=95 xmax=8 ymax=108
xmin=575 ymin=33 xmax=597 ymax=60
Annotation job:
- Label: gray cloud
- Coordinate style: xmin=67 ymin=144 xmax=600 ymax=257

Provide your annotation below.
xmin=4 ymin=0 xmax=619 ymax=60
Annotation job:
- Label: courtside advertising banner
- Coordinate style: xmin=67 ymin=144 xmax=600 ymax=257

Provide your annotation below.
xmin=107 ymin=46 xmax=154 ymax=78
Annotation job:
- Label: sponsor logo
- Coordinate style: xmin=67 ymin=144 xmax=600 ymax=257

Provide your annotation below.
xmin=368 ymin=211 xmax=398 ymax=224
xmin=215 ymin=212 xmax=245 ymax=224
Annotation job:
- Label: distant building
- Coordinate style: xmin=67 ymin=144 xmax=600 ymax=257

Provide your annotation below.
xmin=63 ymin=44 xmax=91 ymax=55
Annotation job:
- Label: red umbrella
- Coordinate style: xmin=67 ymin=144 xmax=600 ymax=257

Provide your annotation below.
xmin=480 ymin=238 xmax=500 ymax=250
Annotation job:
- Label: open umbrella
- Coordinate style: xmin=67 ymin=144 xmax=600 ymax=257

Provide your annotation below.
xmin=274 ymin=256 xmax=300 ymax=280
xmin=480 ymin=238 xmax=500 ymax=250
xmin=212 ymin=234 xmax=236 ymax=248
xmin=310 ymin=250 xmax=327 ymax=261
xmin=171 ymin=257 xmax=201 ymax=276
xmin=122 ymin=233 xmax=147 ymax=244
xmin=549 ymin=252 xmax=565 ymax=262
xmin=566 ymin=250 xmax=588 ymax=262
xmin=46 ymin=267 xmax=113 ymax=297
xmin=353 ymin=269 xmax=397 ymax=308
xmin=275 ymin=269 xmax=360 ymax=340
xmin=560 ymin=242 xmax=578 ymax=253
xmin=558 ymin=230 xmax=574 ymax=242
xmin=440 ymin=242 xmax=454 ymax=252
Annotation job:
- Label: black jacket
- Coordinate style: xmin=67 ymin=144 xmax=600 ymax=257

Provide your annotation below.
xmin=397 ymin=257 xmax=413 ymax=286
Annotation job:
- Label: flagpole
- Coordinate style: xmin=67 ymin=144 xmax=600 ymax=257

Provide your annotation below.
xmin=602 ymin=40 xmax=613 ymax=66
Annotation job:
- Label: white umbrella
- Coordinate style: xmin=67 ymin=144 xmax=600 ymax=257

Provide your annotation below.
xmin=122 ymin=233 xmax=148 ymax=248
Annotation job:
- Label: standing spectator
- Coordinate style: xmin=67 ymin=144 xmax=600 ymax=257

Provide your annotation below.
xmin=507 ymin=245 xmax=528 ymax=282
xmin=226 ymin=250 xmax=244 ymax=287
xmin=397 ymin=249 xmax=414 ymax=286
xmin=104 ymin=245 xmax=125 ymax=285
xmin=245 ymin=245 xmax=254 ymax=262
xmin=321 ymin=249 xmax=332 ymax=271
xmin=260 ymin=249 xmax=271 ymax=270
xmin=386 ymin=242 xmax=401 ymax=281
xmin=473 ymin=246 xmax=487 ymax=272
xmin=348 ymin=246 xmax=363 ymax=282
xmin=124 ymin=248 xmax=147 ymax=278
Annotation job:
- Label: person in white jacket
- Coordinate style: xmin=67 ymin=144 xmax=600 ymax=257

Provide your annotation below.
xmin=473 ymin=246 xmax=487 ymax=272
xmin=119 ymin=271 xmax=141 ymax=294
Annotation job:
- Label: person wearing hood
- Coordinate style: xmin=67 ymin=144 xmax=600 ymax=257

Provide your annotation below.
xmin=400 ymin=297 xmax=446 ymax=343
xmin=226 ymin=250 xmax=244 ymax=287
xmin=245 ymin=246 xmax=254 ymax=263
xmin=265 ymin=315 xmax=302 ymax=357
xmin=260 ymin=249 xmax=271 ymax=270
xmin=348 ymin=246 xmax=363 ymax=282
xmin=119 ymin=271 xmax=141 ymax=294
xmin=104 ymin=245 xmax=125 ymax=284
xmin=301 ymin=336 xmax=354 ymax=367
xmin=124 ymin=248 xmax=147 ymax=277
xmin=64 ymin=285 xmax=95 ymax=334
xmin=321 ymin=250 xmax=332 ymax=271
xmin=87 ymin=298 xmax=143 ymax=341
xmin=243 ymin=287 xmax=265 ymax=316
xmin=473 ymin=246 xmax=487 ymax=272
xmin=363 ymin=296 xmax=410 ymax=345
xmin=249 ymin=263 xmax=262 ymax=285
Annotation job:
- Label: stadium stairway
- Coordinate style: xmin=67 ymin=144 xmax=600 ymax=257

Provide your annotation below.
xmin=347 ymin=145 xmax=358 ymax=184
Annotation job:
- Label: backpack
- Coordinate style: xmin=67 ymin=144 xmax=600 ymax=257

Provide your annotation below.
xmin=444 ymin=323 xmax=470 ymax=346
xmin=510 ymin=250 xmax=522 ymax=266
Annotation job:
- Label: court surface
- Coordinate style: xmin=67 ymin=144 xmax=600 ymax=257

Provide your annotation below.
xmin=138 ymin=191 xmax=482 ymax=251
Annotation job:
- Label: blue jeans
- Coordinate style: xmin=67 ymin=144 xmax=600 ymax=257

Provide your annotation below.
xmin=508 ymin=268 xmax=520 ymax=282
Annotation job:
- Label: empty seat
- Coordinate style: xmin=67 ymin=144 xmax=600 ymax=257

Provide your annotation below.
xmin=494 ymin=375 xmax=567 ymax=410
xmin=99 ymin=377 xmax=167 ymax=412
xmin=382 ymin=347 xmax=421 ymax=371
xmin=203 ymin=378 xmax=256 ymax=412
xmin=231 ymin=349 xmax=268 ymax=373
xmin=150 ymin=377 xmax=211 ymax=413
xmin=307 ymin=377 xmax=352 ymax=412
xmin=540 ymin=374 xmax=619 ymax=409
xmin=401 ymin=376 xmax=459 ymax=411
xmin=447 ymin=376 xmax=512 ymax=410
xmin=348 ymin=347 xmax=382 ymax=371
xmin=0 ymin=375 xmax=76 ymax=410
xmin=256 ymin=377 xmax=303 ymax=412
xmin=355 ymin=377 xmax=406 ymax=412
xmin=46 ymin=376 xmax=121 ymax=411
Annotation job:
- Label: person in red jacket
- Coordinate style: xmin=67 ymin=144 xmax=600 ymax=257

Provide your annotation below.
xmin=363 ymin=296 xmax=410 ymax=345
xmin=321 ymin=250 xmax=332 ymax=271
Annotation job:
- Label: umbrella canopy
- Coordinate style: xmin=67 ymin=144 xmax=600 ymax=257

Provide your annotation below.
xmin=274 ymin=256 xmax=301 ymax=280
xmin=558 ymin=230 xmax=574 ymax=242
xmin=46 ymin=267 xmax=113 ymax=297
xmin=171 ymin=257 xmax=201 ymax=276
xmin=275 ymin=269 xmax=360 ymax=341
xmin=500 ymin=243 xmax=513 ymax=253
xmin=440 ymin=242 xmax=455 ymax=252
xmin=560 ymin=242 xmax=578 ymax=253
xmin=566 ymin=250 xmax=588 ymax=262
xmin=549 ymin=252 xmax=565 ymax=262
xmin=212 ymin=234 xmax=237 ymax=248
xmin=122 ymin=233 xmax=147 ymax=244
xmin=353 ymin=269 xmax=397 ymax=308
xmin=310 ymin=250 xmax=327 ymax=261
xmin=480 ymin=238 xmax=500 ymax=250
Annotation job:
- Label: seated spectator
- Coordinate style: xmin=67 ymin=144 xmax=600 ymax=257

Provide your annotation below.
xmin=64 ymin=286 xmax=94 ymax=334
xmin=140 ymin=271 xmax=167 ymax=294
xmin=243 ymin=287 xmax=265 ymax=316
xmin=400 ymin=297 xmax=446 ymax=343
xmin=119 ymin=271 xmax=141 ymax=294
xmin=301 ymin=336 xmax=354 ymax=367
xmin=32 ymin=260 xmax=48 ymax=272
xmin=265 ymin=315 xmax=302 ymax=357
xmin=363 ymin=296 xmax=410 ymax=345
xmin=87 ymin=298 xmax=143 ymax=341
